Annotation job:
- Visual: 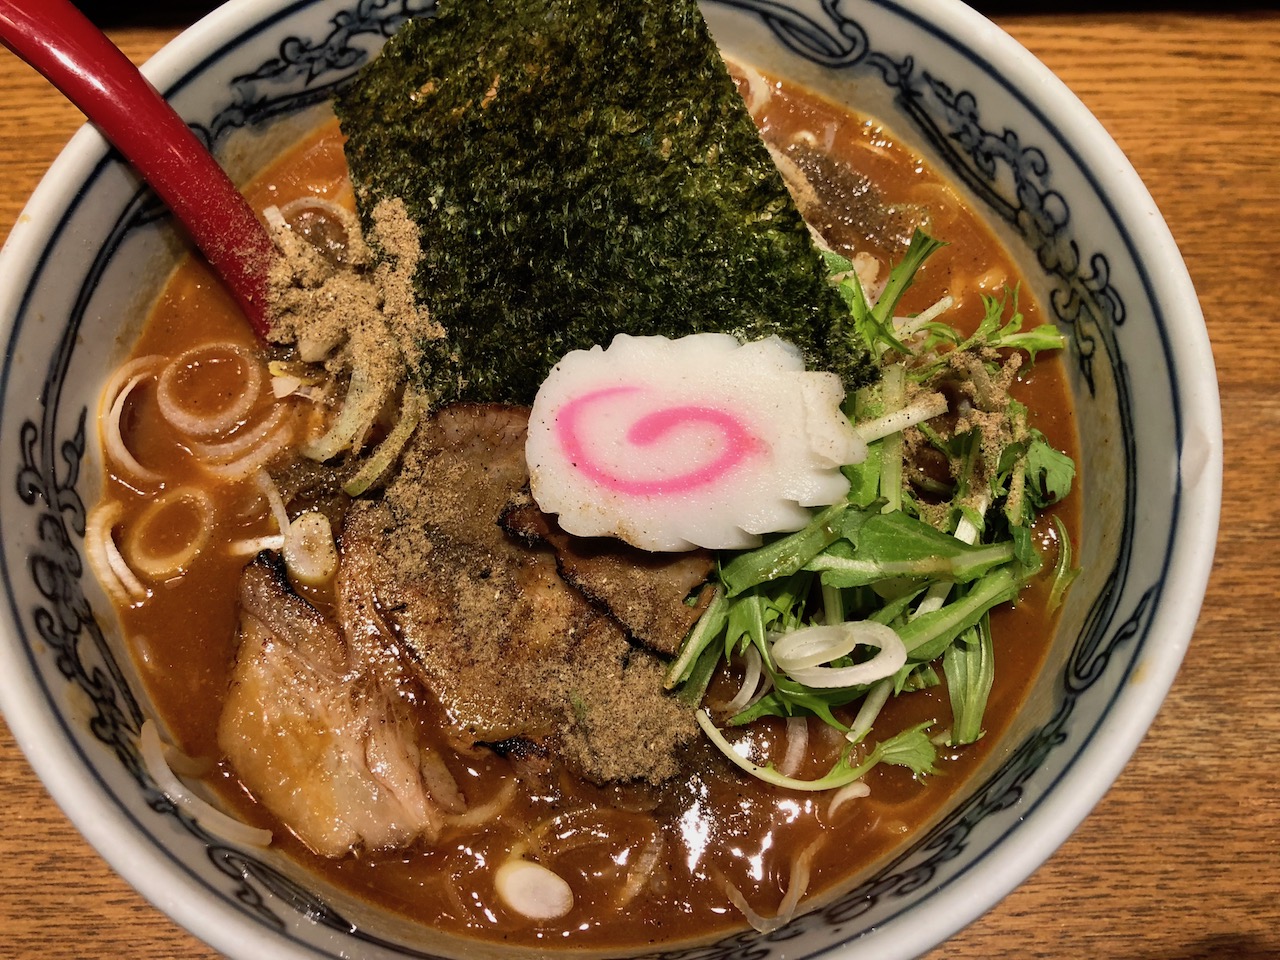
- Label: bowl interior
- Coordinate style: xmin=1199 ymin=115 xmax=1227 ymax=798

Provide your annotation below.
xmin=0 ymin=1 xmax=1216 ymax=958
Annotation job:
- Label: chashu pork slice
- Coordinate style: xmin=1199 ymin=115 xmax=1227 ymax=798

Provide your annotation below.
xmin=500 ymin=500 xmax=715 ymax=657
xmin=217 ymin=553 xmax=464 ymax=858
xmin=339 ymin=404 xmax=697 ymax=784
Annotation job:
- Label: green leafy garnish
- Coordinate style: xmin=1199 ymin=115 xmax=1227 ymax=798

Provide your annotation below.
xmin=718 ymin=502 xmax=850 ymax=597
xmin=1047 ymin=514 xmax=1081 ymax=613
xmin=669 ymin=229 xmax=1079 ymax=793
xmin=826 ymin=230 xmax=947 ymax=357
xmin=911 ymin=286 xmax=1067 ymax=380
xmin=696 ymin=712 xmax=937 ymax=792
xmin=1025 ymin=436 xmax=1077 ymax=510
xmin=806 ymin=511 xmax=1016 ymax=587
xmin=942 ymin=618 xmax=994 ymax=746
xmin=895 ymin=565 xmax=1022 ymax=661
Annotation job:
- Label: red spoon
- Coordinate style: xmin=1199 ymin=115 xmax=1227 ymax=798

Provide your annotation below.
xmin=0 ymin=0 xmax=275 ymax=338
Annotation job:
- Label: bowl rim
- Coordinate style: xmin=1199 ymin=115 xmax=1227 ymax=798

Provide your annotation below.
xmin=0 ymin=0 xmax=1221 ymax=957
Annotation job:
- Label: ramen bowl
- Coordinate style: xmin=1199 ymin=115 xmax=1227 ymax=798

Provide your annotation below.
xmin=0 ymin=0 xmax=1219 ymax=958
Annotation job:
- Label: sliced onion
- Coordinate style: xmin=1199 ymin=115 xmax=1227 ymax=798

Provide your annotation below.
xmin=297 ymin=334 xmax=344 ymax=364
xmin=84 ymin=500 xmax=147 ymax=605
xmin=778 ymin=716 xmax=809 ymax=778
xmin=105 ymin=374 xmax=158 ymax=482
xmin=526 ymin=809 xmax=609 ymax=857
xmin=161 ymin=742 xmax=214 ymax=779
xmin=123 ymin=486 xmax=214 ymax=579
xmin=747 ymin=671 xmax=775 ymax=711
xmin=846 ymin=677 xmax=894 ymax=745
xmin=303 ymin=367 xmax=386 ymax=462
xmin=615 ymin=835 xmax=664 ymax=909
xmin=494 ymin=858 xmax=574 ymax=920
xmin=913 ymin=582 xmax=950 ymax=620
xmin=772 ymin=621 xmax=906 ymax=689
xmin=344 ymin=388 xmax=424 ymax=496
xmin=276 ymin=197 xmax=359 ymax=267
xmin=854 ymin=392 xmax=949 ymax=445
xmin=262 ymin=204 xmax=287 ymax=232
xmin=227 ymin=535 xmax=286 ymax=557
xmin=522 ymin=808 xmax=662 ymax=870
xmin=99 ymin=356 xmax=164 ymax=483
xmin=894 ymin=294 xmax=955 ymax=338
xmin=738 ymin=64 xmax=772 ymax=116
xmin=189 ymin=403 xmax=291 ymax=465
xmin=714 ymin=836 xmax=823 ymax=934
xmin=443 ymin=776 xmax=517 ymax=830
xmin=827 ymin=780 xmax=872 ymax=819
xmin=282 ymin=512 xmax=338 ymax=587
xmin=697 ymin=710 xmax=850 ymax=793
xmin=254 ymin=470 xmax=289 ymax=535
xmin=199 ymin=412 xmax=297 ymax=482
xmin=851 ymin=252 xmax=885 ymax=301
xmin=155 ymin=342 xmax=263 ymax=438
xmin=722 ymin=646 xmax=763 ymax=716
xmin=104 ymin=532 xmax=146 ymax=600
xmin=267 ymin=362 xmax=323 ymax=401
xmin=418 ymin=750 xmax=466 ymax=815
xmin=716 ymin=874 xmax=774 ymax=935
xmin=139 ymin=719 xmax=272 ymax=847
xmin=774 ymin=837 xmax=823 ymax=928
xmin=791 ymin=125 xmax=837 ymax=152
xmin=271 ymin=375 xmax=303 ymax=399
xmin=99 ymin=355 xmax=162 ymax=418
xmin=279 ymin=195 xmax=355 ymax=227
xmin=772 ymin=624 xmax=861 ymax=670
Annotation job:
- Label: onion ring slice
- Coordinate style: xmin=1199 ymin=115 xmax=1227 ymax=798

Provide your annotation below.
xmin=155 ymin=342 xmax=263 ymax=438
xmin=139 ymin=720 xmax=271 ymax=847
xmin=771 ymin=621 xmax=906 ymax=689
xmin=99 ymin=355 xmax=164 ymax=483
xmin=123 ymin=486 xmax=214 ymax=579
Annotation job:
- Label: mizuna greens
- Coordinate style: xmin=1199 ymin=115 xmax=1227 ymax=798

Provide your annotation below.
xmin=667 ymin=230 xmax=1079 ymax=790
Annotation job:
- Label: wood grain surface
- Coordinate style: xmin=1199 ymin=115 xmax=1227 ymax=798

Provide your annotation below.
xmin=1 ymin=8 xmax=1277 ymax=960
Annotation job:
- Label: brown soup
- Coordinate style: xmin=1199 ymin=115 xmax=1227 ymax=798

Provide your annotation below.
xmin=94 ymin=72 xmax=1078 ymax=951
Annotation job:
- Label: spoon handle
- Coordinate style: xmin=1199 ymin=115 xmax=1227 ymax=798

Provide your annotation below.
xmin=0 ymin=0 xmax=274 ymax=337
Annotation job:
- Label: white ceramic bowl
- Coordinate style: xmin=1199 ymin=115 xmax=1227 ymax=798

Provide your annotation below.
xmin=0 ymin=0 xmax=1220 ymax=958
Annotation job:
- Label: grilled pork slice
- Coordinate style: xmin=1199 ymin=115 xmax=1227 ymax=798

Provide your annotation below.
xmin=341 ymin=404 xmax=697 ymax=784
xmin=217 ymin=554 xmax=463 ymax=858
xmin=500 ymin=500 xmax=715 ymax=657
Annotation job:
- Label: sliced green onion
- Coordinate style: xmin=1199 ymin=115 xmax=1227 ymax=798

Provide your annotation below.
xmin=344 ymin=388 xmax=425 ymax=495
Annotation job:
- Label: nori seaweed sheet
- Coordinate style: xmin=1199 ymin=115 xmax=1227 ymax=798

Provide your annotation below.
xmin=336 ymin=0 xmax=874 ymax=404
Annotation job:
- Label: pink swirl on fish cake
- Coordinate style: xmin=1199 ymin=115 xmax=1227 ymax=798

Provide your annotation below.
xmin=555 ymin=386 xmax=762 ymax=496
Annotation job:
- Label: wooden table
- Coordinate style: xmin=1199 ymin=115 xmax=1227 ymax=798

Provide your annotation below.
xmin=1 ymin=8 xmax=1276 ymax=959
